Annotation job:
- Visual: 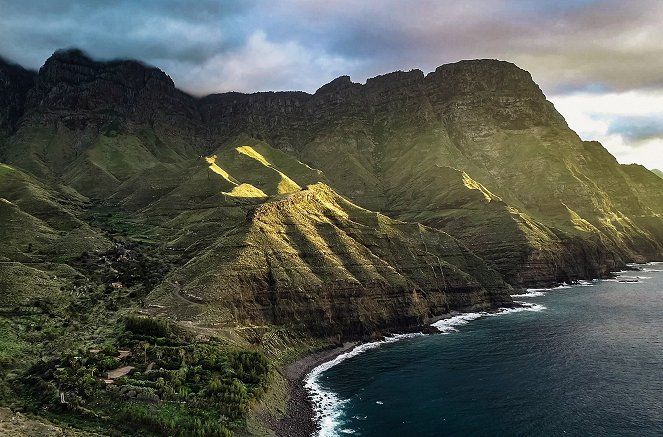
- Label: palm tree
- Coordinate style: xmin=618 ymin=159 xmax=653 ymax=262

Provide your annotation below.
xmin=141 ymin=342 xmax=150 ymax=364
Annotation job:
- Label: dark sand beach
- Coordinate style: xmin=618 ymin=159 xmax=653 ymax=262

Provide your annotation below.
xmin=274 ymin=342 xmax=357 ymax=437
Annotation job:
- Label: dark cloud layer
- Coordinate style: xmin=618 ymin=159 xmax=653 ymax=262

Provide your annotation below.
xmin=1 ymin=0 xmax=661 ymax=167
xmin=2 ymin=0 xmax=662 ymax=94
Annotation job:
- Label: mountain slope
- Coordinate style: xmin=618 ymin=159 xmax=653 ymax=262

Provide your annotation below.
xmin=1 ymin=48 xmax=663 ymax=437
xmin=147 ymin=183 xmax=511 ymax=336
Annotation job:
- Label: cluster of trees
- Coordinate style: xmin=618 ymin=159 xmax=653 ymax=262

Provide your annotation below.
xmin=118 ymin=404 xmax=233 ymax=437
xmin=125 ymin=315 xmax=172 ymax=338
xmin=77 ymin=241 xmax=170 ymax=296
xmin=21 ymin=314 xmax=273 ymax=436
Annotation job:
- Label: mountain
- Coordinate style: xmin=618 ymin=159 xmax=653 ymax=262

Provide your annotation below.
xmin=1 ymin=49 xmax=662 ymax=436
xmin=652 ymin=168 xmax=663 ymax=179
xmin=2 ymin=47 xmax=663 ymax=328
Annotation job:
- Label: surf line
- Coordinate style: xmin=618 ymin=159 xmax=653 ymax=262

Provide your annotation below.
xmin=304 ymin=302 xmax=545 ymax=437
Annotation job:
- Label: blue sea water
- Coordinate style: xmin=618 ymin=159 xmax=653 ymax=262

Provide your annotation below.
xmin=307 ymin=264 xmax=663 ymax=436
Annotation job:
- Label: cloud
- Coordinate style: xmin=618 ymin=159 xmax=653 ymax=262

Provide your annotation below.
xmin=549 ymin=91 xmax=663 ymax=169
xmin=168 ymin=31 xmax=362 ymax=94
xmin=607 ymin=116 xmax=663 ymax=142
xmin=0 ymin=0 xmax=249 ymax=69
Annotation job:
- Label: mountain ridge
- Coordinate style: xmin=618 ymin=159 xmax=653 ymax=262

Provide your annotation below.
xmin=2 ymin=49 xmax=662 ymax=294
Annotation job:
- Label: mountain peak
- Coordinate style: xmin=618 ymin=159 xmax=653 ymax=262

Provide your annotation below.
xmin=38 ymin=48 xmax=174 ymax=89
xmin=48 ymin=47 xmax=94 ymax=64
xmin=425 ymin=59 xmax=540 ymax=96
xmin=315 ymin=75 xmax=356 ymax=94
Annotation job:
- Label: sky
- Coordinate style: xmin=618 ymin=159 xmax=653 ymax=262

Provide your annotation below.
xmin=1 ymin=0 xmax=662 ymax=170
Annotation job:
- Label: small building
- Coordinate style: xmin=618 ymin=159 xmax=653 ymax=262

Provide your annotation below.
xmin=106 ymin=366 xmax=134 ymax=380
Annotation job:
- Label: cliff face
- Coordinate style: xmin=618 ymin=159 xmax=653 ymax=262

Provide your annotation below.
xmin=0 ymin=58 xmax=35 ymax=135
xmin=1 ymin=49 xmax=662 ymax=337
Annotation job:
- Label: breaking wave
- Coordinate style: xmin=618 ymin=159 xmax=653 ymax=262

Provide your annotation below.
xmin=305 ymin=333 xmax=425 ymax=437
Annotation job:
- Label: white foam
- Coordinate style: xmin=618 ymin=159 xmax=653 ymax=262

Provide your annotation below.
xmin=641 ymin=261 xmax=663 ymax=272
xmin=511 ymin=290 xmax=546 ymax=298
xmin=496 ymin=301 xmax=546 ymax=314
xmin=431 ymin=312 xmax=485 ymax=333
xmin=305 ymin=332 xmax=425 ymax=437
xmin=307 ymin=301 xmax=546 ymax=436
xmin=618 ymin=275 xmax=651 ymax=281
xmin=431 ymin=302 xmax=546 ymax=332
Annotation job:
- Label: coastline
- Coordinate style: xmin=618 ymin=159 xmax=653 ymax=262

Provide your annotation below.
xmin=274 ymin=342 xmax=358 ymax=437
xmin=271 ymin=262 xmax=662 ymax=437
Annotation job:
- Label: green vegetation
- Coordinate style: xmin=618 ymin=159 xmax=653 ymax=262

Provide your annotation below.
xmin=0 ymin=162 xmax=15 ymax=176
xmin=21 ymin=315 xmax=271 ymax=436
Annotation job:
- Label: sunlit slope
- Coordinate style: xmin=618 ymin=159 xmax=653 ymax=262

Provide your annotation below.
xmin=148 ymin=183 xmax=511 ymax=336
xmin=140 ymin=140 xmax=328 ymax=216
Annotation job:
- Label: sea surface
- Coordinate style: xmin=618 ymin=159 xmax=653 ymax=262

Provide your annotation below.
xmin=307 ymin=263 xmax=663 ymax=436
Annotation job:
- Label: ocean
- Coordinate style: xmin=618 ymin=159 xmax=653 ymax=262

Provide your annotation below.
xmin=307 ymin=263 xmax=663 ymax=436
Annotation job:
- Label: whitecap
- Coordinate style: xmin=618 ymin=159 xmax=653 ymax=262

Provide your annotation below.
xmin=431 ymin=302 xmax=545 ymax=332
xmin=431 ymin=312 xmax=484 ymax=333
xmin=305 ymin=333 xmax=425 ymax=437
xmin=511 ymin=290 xmax=546 ymax=298
xmin=496 ymin=301 xmax=547 ymax=314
